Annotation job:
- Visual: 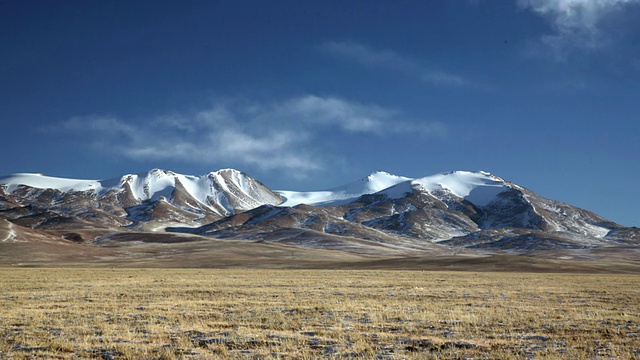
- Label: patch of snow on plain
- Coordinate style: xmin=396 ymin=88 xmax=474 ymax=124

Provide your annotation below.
xmin=1 ymin=220 xmax=16 ymax=242
xmin=147 ymin=221 xmax=201 ymax=232
xmin=580 ymin=222 xmax=610 ymax=238
xmin=94 ymin=232 xmax=120 ymax=243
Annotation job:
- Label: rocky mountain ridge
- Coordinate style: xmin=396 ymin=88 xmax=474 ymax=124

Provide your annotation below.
xmin=0 ymin=169 xmax=281 ymax=231
xmin=1 ymin=169 xmax=638 ymax=255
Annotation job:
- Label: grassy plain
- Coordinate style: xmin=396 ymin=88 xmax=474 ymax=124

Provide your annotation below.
xmin=1 ymin=268 xmax=639 ymax=359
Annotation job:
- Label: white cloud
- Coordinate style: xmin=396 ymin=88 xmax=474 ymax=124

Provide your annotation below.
xmin=319 ymin=41 xmax=472 ymax=88
xmin=56 ymin=95 xmax=445 ymax=174
xmin=212 ymin=130 xmax=318 ymax=172
xmin=279 ymin=95 xmax=446 ymax=136
xmin=62 ymin=115 xmax=137 ymax=136
xmin=279 ymin=95 xmax=390 ymax=133
xmin=518 ymin=0 xmax=640 ymax=59
xmin=320 ymin=41 xmax=420 ymax=72
xmin=421 ymin=71 xmax=470 ymax=87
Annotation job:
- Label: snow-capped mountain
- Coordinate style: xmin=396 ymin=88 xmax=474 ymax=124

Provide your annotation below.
xmin=1 ymin=168 xmax=638 ymax=254
xmin=277 ymin=170 xmax=519 ymax=208
xmin=185 ymin=170 xmax=635 ymax=252
xmin=0 ymin=169 xmax=281 ymax=230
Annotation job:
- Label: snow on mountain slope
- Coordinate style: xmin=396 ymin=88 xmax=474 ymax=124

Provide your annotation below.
xmin=410 ymin=171 xmax=509 ymax=206
xmin=278 ymin=171 xmax=411 ymax=206
xmin=1 ymin=168 xmax=633 ymax=252
xmin=206 ymin=169 xmax=283 ymax=211
xmin=121 ymin=170 xmax=177 ymax=201
xmin=374 ymin=171 xmax=617 ymax=243
xmin=0 ymin=169 xmax=282 ymax=220
xmin=0 ymin=173 xmax=105 ymax=194
xmin=0 ymin=219 xmax=16 ymax=242
xmin=0 ymin=170 xmax=506 ymax=210
xmin=278 ymin=170 xmax=510 ymax=208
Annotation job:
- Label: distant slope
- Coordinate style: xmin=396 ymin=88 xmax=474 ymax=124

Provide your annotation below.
xmin=1 ymin=168 xmax=638 ymax=259
xmin=277 ymin=171 xmax=411 ymax=206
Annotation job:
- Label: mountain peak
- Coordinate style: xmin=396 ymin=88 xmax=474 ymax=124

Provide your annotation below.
xmin=207 ymin=168 xmax=245 ymax=177
xmin=368 ymin=170 xmax=396 ymax=177
xmin=0 ymin=172 xmax=103 ymax=194
xmin=218 ymin=168 xmax=243 ymax=173
xmin=412 ymin=170 xmax=509 ymax=206
xmin=147 ymin=168 xmax=175 ymax=176
xmin=444 ymin=170 xmax=493 ymax=176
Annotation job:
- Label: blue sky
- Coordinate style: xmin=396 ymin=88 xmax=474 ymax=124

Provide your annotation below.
xmin=1 ymin=1 xmax=639 ymax=226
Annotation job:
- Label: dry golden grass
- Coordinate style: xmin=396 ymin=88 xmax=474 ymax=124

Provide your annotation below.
xmin=1 ymin=268 xmax=639 ymax=359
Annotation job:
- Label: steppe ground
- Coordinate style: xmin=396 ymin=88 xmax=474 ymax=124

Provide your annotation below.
xmin=1 ymin=268 xmax=639 ymax=359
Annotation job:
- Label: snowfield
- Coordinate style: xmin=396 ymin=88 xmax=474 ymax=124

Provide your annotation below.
xmin=0 ymin=169 xmax=516 ymax=210
xmin=0 ymin=168 xmax=281 ymax=213
xmin=410 ymin=171 xmax=509 ymax=206
xmin=0 ymin=173 xmax=105 ymax=194
xmin=278 ymin=171 xmax=412 ymax=206
xmin=278 ymin=170 xmax=510 ymax=208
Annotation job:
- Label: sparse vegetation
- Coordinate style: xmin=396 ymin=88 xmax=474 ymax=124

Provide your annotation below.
xmin=1 ymin=268 xmax=639 ymax=359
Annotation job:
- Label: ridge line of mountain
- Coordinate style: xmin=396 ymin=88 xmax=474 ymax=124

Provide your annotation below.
xmin=2 ymin=168 xmax=638 ymax=254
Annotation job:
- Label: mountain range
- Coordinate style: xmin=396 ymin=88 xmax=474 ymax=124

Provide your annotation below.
xmin=1 ymin=168 xmax=638 ymax=268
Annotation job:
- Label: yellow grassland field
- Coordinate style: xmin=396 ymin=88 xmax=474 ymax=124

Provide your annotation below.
xmin=1 ymin=268 xmax=639 ymax=359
